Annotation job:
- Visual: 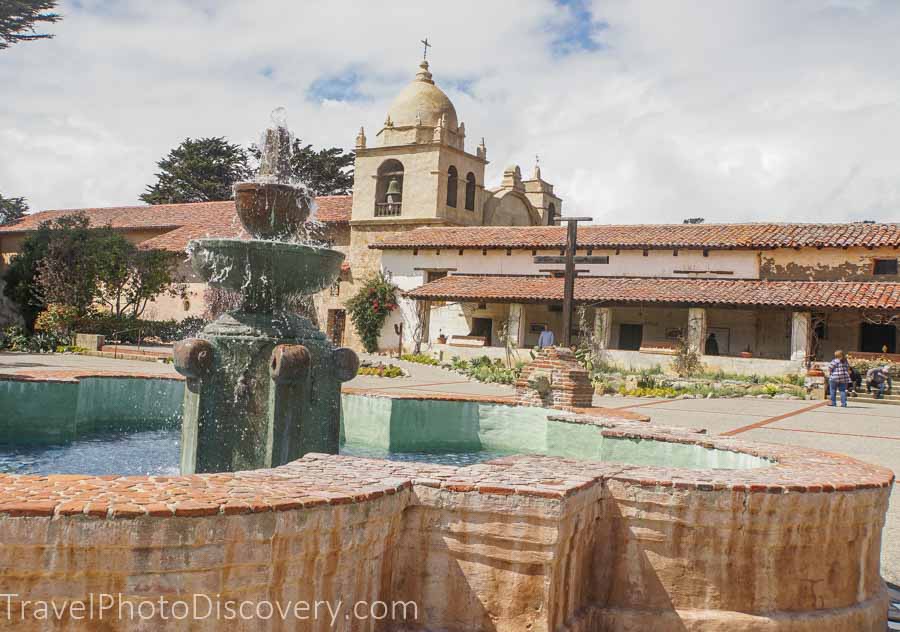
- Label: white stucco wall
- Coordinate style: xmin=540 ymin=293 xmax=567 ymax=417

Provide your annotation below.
xmin=380 ymin=247 xmax=762 ymax=350
xmin=383 ymin=247 xmax=759 ymax=282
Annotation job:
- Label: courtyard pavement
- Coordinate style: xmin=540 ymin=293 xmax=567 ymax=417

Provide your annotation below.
xmin=2 ymin=351 xmax=898 ymax=582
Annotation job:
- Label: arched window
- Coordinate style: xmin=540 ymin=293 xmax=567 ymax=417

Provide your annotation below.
xmin=446 ymin=166 xmax=458 ymax=208
xmin=375 ymin=159 xmax=404 ymax=217
xmin=547 ymin=202 xmax=557 ymax=225
xmin=465 ymin=172 xmax=476 ymax=211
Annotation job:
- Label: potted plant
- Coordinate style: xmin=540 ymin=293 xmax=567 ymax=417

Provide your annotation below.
xmin=739 ymin=346 xmax=753 ymax=359
xmin=436 ymin=332 xmax=447 ymax=345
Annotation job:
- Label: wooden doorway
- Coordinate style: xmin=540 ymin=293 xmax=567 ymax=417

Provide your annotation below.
xmin=619 ymin=323 xmax=643 ymax=351
xmin=328 ymin=309 xmax=346 ymax=346
xmin=470 ymin=317 xmax=493 ymax=344
xmin=860 ymin=323 xmax=896 ymax=354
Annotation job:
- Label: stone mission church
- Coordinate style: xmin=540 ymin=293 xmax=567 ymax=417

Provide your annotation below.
xmin=3 ymin=57 xmax=900 ymax=373
xmin=319 ymin=58 xmax=563 ymax=349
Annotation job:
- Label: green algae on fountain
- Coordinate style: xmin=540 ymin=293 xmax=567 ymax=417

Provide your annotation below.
xmin=174 ymin=111 xmax=358 ymax=474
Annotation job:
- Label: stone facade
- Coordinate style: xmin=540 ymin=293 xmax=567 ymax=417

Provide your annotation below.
xmin=515 ymin=347 xmax=594 ymax=409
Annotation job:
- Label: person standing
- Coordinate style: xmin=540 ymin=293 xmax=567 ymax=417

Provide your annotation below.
xmin=827 ymin=350 xmax=851 ymax=407
xmin=537 ymin=325 xmax=555 ymax=349
xmin=704 ymin=332 xmax=719 ymax=356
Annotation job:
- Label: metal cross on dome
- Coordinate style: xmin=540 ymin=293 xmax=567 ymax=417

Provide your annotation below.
xmin=421 ymin=38 xmax=431 ymax=60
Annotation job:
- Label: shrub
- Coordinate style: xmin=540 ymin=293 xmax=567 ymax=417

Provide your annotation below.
xmin=672 ymin=337 xmax=703 ymax=377
xmin=848 ymin=355 xmax=894 ymax=376
xmin=636 ymin=369 xmax=662 ymax=389
xmin=400 ymin=353 xmax=440 ymax=366
xmin=357 ymin=363 xmax=405 ymax=378
xmin=346 ymin=272 xmax=398 ymax=353
xmin=0 ymin=326 xmax=68 ymax=352
xmin=445 ymin=355 xmax=523 ymax=385
xmin=33 ymin=304 xmax=79 ymax=338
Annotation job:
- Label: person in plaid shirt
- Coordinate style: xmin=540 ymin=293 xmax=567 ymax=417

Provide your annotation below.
xmin=827 ymin=350 xmax=851 ymax=407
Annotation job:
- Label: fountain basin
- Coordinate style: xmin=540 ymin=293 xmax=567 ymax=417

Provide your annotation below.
xmin=0 ymin=375 xmax=893 ymax=631
xmin=0 ymin=378 xmax=763 ymax=473
xmin=233 ymin=181 xmax=311 ymax=240
xmin=189 ymin=239 xmax=343 ymax=310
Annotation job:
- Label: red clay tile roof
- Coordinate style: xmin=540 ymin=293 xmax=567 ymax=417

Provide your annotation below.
xmin=0 ymin=196 xmax=353 ymax=252
xmin=313 ymin=195 xmax=353 ymax=223
xmin=405 ymin=274 xmax=900 ymax=310
xmin=373 ymin=223 xmax=900 ymax=251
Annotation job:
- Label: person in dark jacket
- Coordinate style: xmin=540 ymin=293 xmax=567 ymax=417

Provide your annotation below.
xmin=848 ymin=365 xmax=862 ymax=394
xmin=704 ymin=333 xmax=719 ymax=356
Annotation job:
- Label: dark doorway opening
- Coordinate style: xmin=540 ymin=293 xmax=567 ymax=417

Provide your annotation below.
xmin=619 ymin=323 xmax=643 ymax=351
xmin=860 ymin=323 xmax=896 ymax=354
xmin=328 ymin=309 xmax=346 ymax=346
xmin=470 ymin=317 xmax=493 ymax=344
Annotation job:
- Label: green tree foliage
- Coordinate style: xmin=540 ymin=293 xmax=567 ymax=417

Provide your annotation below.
xmin=0 ymin=193 xmax=28 ymax=225
xmin=346 ymin=272 xmax=398 ymax=352
xmin=3 ymin=213 xmax=85 ymax=329
xmin=289 ymin=141 xmax=354 ymax=196
xmin=2 ymin=212 xmax=182 ymax=329
xmin=34 ymin=215 xmax=106 ymax=315
xmin=249 ymin=138 xmax=354 ymax=196
xmin=683 ymin=217 xmax=705 ymax=224
xmin=140 ymin=137 xmax=252 ymax=205
xmin=0 ymin=0 xmax=60 ymax=50
xmin=92 ymin=233 xmax=184 ymax=318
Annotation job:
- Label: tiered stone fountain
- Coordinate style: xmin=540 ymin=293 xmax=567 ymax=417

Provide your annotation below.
xmin=174 ymin=115 xmax=358 ymax=474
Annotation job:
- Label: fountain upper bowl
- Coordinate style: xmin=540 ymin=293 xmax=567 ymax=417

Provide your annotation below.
xmin=234 ymin=182 xmax=311 ymax=240
xmin=189 ymin=239 xmax=344 ymax=302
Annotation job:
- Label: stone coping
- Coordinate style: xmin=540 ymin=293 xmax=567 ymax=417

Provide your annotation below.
xmin=1 ymin=372 xmax=651 ymax=422
xmin=0 ymin=421 xmax=892 ymax=520
xmin=0 ymin=369 xmax=184 ymax=384
xmin=340 ymin=385 xmax=650 ymax=422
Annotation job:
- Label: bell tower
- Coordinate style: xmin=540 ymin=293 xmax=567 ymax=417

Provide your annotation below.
xmin=349 ymin=59 xmax=488 ymax=227
xmin=523 ymin=158 xmax=563 ymax=225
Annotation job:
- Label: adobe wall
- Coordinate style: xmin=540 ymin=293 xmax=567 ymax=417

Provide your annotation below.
xmin=760 ymin=246 xmax=900 ymax=282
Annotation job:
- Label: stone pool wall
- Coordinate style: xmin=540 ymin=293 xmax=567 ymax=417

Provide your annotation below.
xmin=0 ymin=421 xmax=892 ymax=631
xmin=0 ymin=374 xmax=183 ymax=444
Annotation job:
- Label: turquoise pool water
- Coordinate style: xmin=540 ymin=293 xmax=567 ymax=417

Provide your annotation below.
xmin=0 ymin=430 xmax=510 ymax=476
xmin=340 ymin=394 xmax=768 ymax=470
xmin=0 ymin=381 xmax=770 ymax=474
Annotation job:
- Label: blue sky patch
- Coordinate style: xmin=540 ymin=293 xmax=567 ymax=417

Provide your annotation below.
xmin=550 ymin=0 xmax=607 ymax=56
xmin=307 ymin=69 xmax=368 ymax=103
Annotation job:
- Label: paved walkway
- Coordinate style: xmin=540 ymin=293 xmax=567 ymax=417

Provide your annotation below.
xmin=2 ymin=352 xmax=897 ymax=582
xmin=0 ymin=351 xmax=177 ymax=376
xmin=352 ymin=354 xmax=514 ymax=398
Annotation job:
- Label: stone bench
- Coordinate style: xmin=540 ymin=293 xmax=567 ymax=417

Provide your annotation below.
xmin=74 ymin=333 xmax=105 ymax=351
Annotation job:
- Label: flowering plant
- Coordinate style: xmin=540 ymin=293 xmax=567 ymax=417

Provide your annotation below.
xmin=346 ymin=272 xmax=399 ymax=352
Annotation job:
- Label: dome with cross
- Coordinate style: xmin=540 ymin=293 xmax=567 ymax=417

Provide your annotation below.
xmin=385 ymin=60 xmax=458 ymax=131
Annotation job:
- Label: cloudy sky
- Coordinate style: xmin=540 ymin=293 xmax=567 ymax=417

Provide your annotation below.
xmin=2 ymin=0 xmax=899 ymax=223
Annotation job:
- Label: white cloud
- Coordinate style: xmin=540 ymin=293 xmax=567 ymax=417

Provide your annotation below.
xmin=1 ymin=0 xmax=899 ymax=222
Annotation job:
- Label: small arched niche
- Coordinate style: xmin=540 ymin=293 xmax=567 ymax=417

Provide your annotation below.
xmin=375 ymin=159 xmax=404 ymax=216
xmin=447 ymin=166 xmax=459 ymax=208
xmin=465 ymin=172 xmax=476 ymax=211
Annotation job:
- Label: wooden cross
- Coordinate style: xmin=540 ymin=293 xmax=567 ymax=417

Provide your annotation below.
xmin=421 ymin=38 xmax=431 ymax=60
xmin=534 ymin=216 xmax=592 ymax=347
